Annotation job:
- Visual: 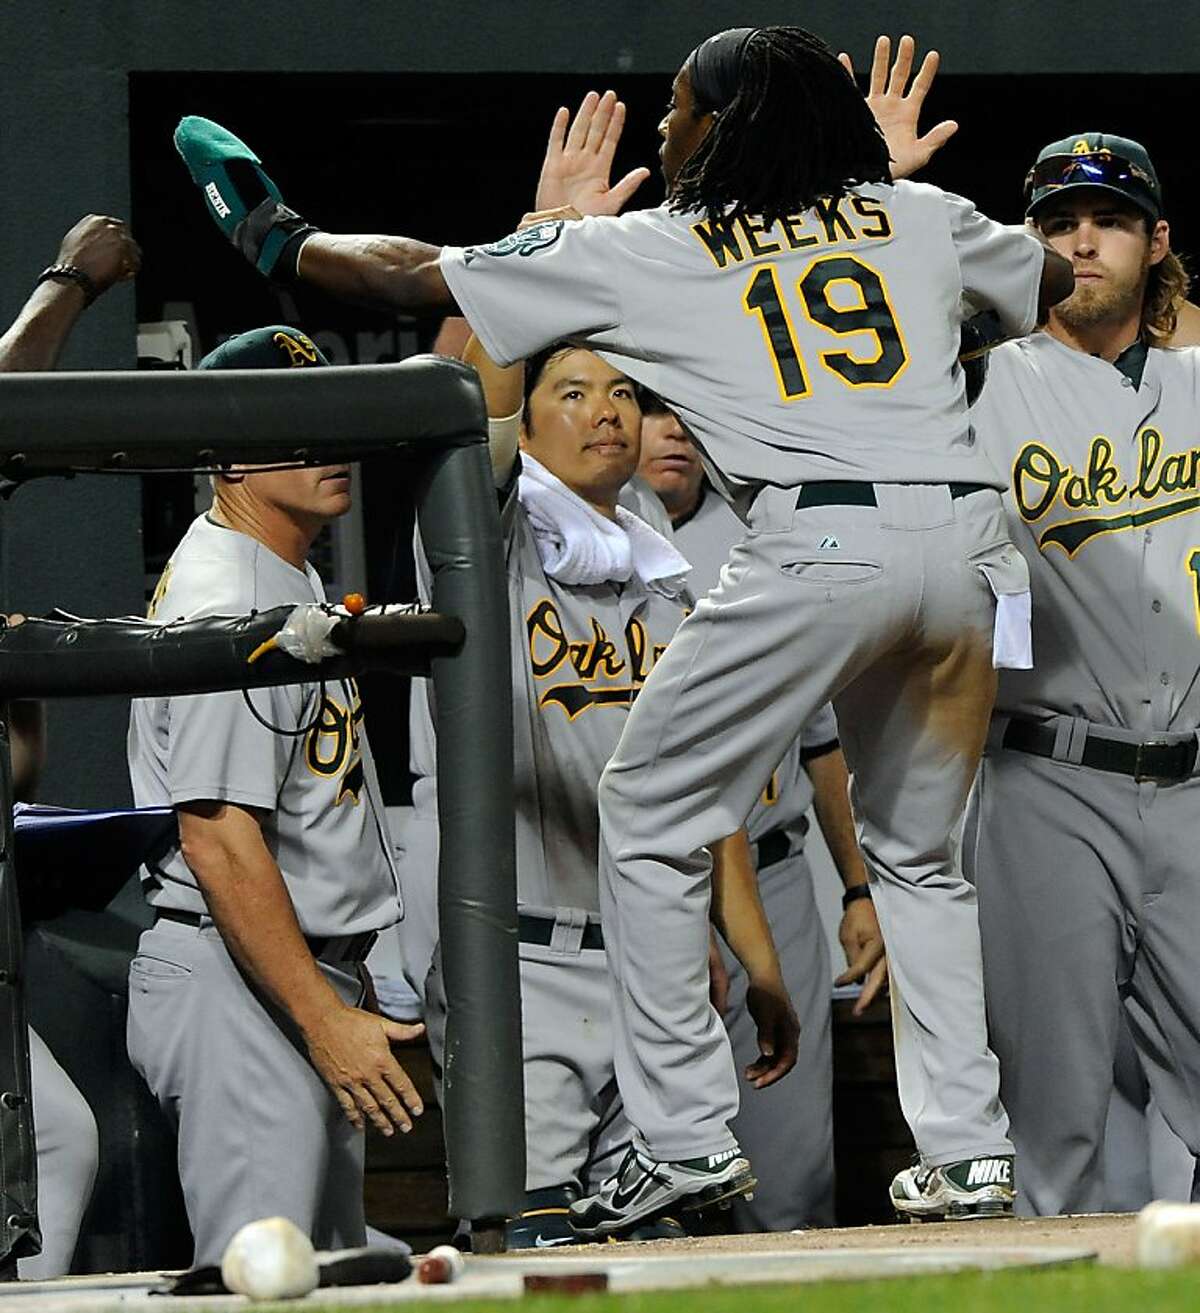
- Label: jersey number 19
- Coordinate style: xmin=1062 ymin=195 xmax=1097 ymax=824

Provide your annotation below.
xmin=744 ymin=254 xmax=908 ymax=399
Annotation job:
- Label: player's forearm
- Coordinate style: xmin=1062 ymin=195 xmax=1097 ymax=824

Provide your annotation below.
xmin=805 ymin=747 xmax=870 ymax=889
xmin=6 ymin=699 xmax=46 ymax=800
xmin=710 ymin=829 xmax=784 ymax=986
xmin=463 ymin=334 xmax=523 ymax=483
xmin=179 ymin=803 xmax=345 ymax=1034
xmin=297 ymin=233 xmax=457 ymax=315
xmin=0 ymin=282 xmax=88 ymax=372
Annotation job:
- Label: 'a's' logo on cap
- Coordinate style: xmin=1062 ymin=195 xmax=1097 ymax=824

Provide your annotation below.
xmin=273 ymin=330 xmax=320 ymax=366
xmin=1072 ymin=139 xmax=1093 ymax=154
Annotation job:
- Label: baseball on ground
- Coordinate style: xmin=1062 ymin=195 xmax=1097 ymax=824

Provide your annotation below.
xmin=417 ymin=1243 xmax=466 ymax=1284
xmin=221 ymin=1216 xmax=320 ymax=1300
xmin=1136 ymin=1200 xmax=1200 ymax=1268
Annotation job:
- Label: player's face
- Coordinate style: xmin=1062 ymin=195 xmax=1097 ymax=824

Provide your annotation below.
xmin=637 ymin=408 xmax=704 ymax=518
xmin=521 ymin=349 xmax=641 ymax=514
xmin=658 ymin=68 xmax=715 ymax=189
xmin=1036 ymin=192 xmax=1169 ymax=329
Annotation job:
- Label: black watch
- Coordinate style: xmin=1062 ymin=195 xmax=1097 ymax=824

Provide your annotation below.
xmin=36 ymin=264 xmax=99 ymax=306
xmin=841 ymin=883 xmax=872 ymax=910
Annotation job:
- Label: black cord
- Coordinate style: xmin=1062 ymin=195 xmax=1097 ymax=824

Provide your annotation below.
xmin=240 ymin=677 xmax=329 ymax=738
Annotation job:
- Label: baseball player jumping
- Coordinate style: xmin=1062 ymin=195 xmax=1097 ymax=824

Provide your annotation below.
xmin=175 ymin=23 xmax=1072 ymax=1226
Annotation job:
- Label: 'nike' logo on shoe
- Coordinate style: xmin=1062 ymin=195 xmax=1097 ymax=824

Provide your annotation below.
xmin=534 ymin=1235 xmax=576 ymax=1248
xmin=965 ymin=1158 xmax=1012 ymax=1187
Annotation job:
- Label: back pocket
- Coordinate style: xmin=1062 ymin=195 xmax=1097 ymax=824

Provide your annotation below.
xmin=780 ymin=559 xmax=882 ymax=585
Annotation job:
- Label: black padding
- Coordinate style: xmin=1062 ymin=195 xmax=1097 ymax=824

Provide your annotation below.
xmin=0 ymin=356 xmax=487 ymax=476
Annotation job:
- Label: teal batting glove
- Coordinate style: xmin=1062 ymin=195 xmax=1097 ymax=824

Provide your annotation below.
xmin=174 ymin=116 xmax=318 ymax=280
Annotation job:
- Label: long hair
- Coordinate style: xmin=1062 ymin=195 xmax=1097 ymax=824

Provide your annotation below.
xmin=1144 ymin=249 xmax=1189 ymax=343
xmin=670 ymin=26 xmax=890 ymax=227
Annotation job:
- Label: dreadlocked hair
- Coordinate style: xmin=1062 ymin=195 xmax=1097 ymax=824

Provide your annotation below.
xmin=670 ymin=26 xmax=890 ymax=228
xmin=1143 ymin=249 xmax=1189 ymax=343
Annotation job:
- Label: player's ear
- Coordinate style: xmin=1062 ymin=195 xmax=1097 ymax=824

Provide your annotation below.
xmin=1148 ymin=219 xmax=1170 ymax=267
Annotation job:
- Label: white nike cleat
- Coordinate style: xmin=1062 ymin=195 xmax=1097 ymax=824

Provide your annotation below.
xmin=568 ymin=1145 xmax=755 ymax=1237
xmin=890 ymin=1155 xmax=1015 ymax=1222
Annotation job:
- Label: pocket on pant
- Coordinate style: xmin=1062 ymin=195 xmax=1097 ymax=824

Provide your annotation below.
xmin=967 ymin=540 xmax=1032 ymax=669
xmin=780 ymin=559 xmax=882 ymax=585
xmin=129 ymin=953 xmax=192 ymax=982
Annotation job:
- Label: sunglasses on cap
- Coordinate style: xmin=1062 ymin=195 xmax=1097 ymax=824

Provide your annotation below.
xmin=1024 ymin=151 xmax=1156 ymax=201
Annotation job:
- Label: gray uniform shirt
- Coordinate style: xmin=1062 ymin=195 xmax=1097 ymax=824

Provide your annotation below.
xmin=972 ymin=334 xmax=1200 ymax=733
xmin=441 ymin=183 xmax=1044 ymax=510
xmin=411 ymin=473 xmax=688 ymax=916
xmin=128 ymin=514 xmax=400 ymax=936
xmin=672 ymin=485 xmax=837 ymax=854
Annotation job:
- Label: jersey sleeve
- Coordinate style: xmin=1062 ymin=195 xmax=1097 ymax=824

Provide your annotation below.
xmin=164 ymin=683 xmax=308 ymax=810
xmin=799 ymin=702 xmax=839 ymax=756
xmin=440 ymin=217 xmax=625 ymax=367
xmin=942 ymin=191 xmax=1044 ymax=338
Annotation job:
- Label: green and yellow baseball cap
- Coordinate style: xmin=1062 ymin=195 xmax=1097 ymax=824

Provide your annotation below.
xmin=198 ymin=325 xmax=329 ymax=370
xmin=1024 ymin=132 xmax=1162 ymax=221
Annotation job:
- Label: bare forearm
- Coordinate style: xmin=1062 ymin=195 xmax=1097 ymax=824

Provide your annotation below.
xmin=710 ymin=830 xmax=783 ymax=984
xmin=297 ymin=232 xmax=457 ymax=315
xmin=806 ymin=748 xmax=869 ymax=889
xmin=182 ymin=810 xmax=342 ymax=1034
xmin=6 ymin=700 xmax=46 ymax=799
xmin=0 ymin=283 xmax=87 ymax=372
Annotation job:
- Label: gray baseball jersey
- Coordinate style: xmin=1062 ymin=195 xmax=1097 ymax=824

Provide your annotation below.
xmin=402 ymin=469 xmax=689 ymax=1195
xmin=128 ymin=513 xmax=399 ymax=936
xmin=672 ymin=484 xmax=838 ymax=1229
xmin=126 ymin=512 xmax=398 ymax=1262
xmin=441 ymin=183 xmax=1043 ymax=508
xmin=964 ymin=335 xmax=1200 ymax=1215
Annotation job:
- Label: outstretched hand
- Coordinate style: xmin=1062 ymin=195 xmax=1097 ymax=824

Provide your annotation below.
xmin=536 ymin=90 xmax=651 ymax=216
xmin=838 ymin=35 xmax=958 ymax=180
xmin=744 ymin=978 xmax=800 ymax=1089
xmin=835 ymin=899 xmax=888 ymax=1017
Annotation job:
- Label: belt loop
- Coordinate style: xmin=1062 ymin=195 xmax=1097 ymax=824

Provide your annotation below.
xmin=549 ymin=908 xmax=587 ymax=956
xmin=1051 ymin=715 xmax=1088 ymax=765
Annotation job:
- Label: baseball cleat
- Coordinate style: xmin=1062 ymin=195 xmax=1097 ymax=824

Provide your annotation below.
xmin=890 ymin=1155 xmax=1015 ymax=1222
xmin=174 ymin=116 xmax=317 ymax=278
xmin=506 ymin=1185 xmax=584 ymax=1250
xmin=568 ymin=1145 xmax=755 ymax=1237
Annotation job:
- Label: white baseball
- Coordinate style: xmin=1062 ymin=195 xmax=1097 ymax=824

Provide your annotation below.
xmin=428 ymin=1244 xmax=465 ymax=1278
xmin=1137 ymin=1200 xmax=1200 ymax=1268
xmin=221 ymin=1216 xmax=319 ymax=1300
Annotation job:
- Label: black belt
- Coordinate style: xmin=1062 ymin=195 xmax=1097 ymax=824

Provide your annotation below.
xmin=754 ymin=825 xmax=804 ymax=870
xmin=795 ymin=481 xmax=990 ymax=509
xmin=1002 ymin=716 xmax=1199 ymax=783
xmin=518 ymin=913 xmax=604 ymax=951
xmin=155 ymin=908 xmax=378 ymax=965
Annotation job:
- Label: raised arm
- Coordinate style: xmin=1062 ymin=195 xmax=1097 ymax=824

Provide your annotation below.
xmin=837 ymin=35 xmax=958 ymax=181
xmin=0 ymin=215 xmax=140 ymax=372
xmin=174 ymin=116 xmax=453 ymax=314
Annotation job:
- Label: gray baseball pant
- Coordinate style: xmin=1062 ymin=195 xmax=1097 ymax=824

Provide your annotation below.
xmin=599 ymin=483 xmax=1016 ymax=1167
xmin=720 ymin=852 xmax=834 ymax=1229
xmin=20 ymin=1028 xmax=98 ymax=1278
xmin=127 ymin=918 xmax=366 ymax=1265
xmin=425 ymin=927 xmax=633 ymax=1196
xmin=966 ymin=739 xmax=1200 ymax=1215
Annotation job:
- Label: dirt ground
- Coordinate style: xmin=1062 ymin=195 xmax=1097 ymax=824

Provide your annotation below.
xmin=578 ymin=1212 xmax=1137 ymax=1267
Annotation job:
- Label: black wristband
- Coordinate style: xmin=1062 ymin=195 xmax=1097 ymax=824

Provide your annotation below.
xmin=842 ymin=883 xmax=872 ymax=910
xmin=36 ymin=263 xmax=99 ymax=306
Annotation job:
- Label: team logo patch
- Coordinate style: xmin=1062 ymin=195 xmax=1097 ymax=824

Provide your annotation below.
xmin=463 ymin=221 xmax=564 ymax=265
xmin=273 ymin=330 xmax=320 ymax=367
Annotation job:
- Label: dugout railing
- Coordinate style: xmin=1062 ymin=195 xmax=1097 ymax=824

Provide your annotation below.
xmin=0 ymin=355 xmax=522 ymax=1267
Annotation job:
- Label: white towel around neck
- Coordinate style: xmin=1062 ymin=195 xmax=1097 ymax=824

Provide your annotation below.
xmin=517 ymin=453 xmax=689 ymax=595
